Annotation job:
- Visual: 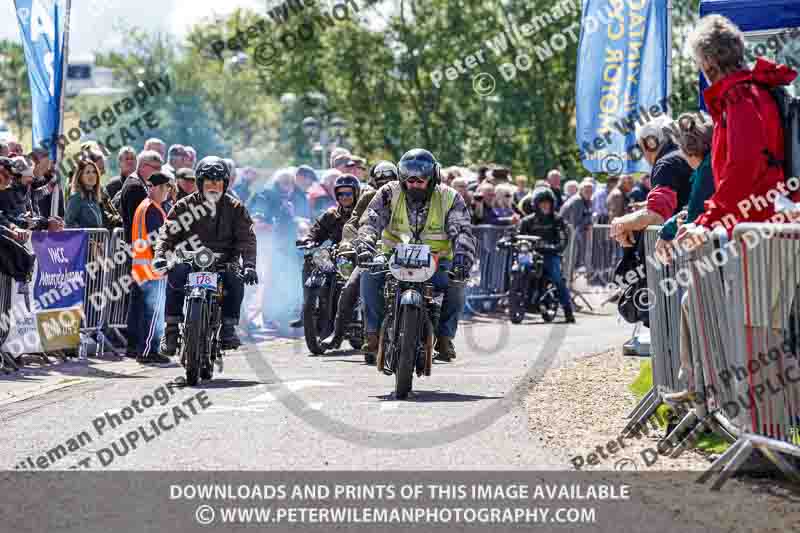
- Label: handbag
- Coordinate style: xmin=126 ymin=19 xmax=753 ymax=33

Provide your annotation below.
xmin=614 ymin=231 xmax=650 ymax=328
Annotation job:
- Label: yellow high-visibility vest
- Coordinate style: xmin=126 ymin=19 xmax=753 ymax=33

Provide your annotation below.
xmin=381 ymin=183 xmax=457 ymax=260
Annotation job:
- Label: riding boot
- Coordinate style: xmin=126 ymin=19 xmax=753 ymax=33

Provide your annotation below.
xmin=221 ymin=318 xmax=242 ymax=350
xmin=564 ymin=304 xmax=576 ymax=324
xmin=363 ymin=332 xmax=378 ymax=365
xmin=321 ymin=313 xmax=346 ymax=350
xmin=160 ymin=316 xmax=182 ymax=356
xmin=289 ymin=312 xmax=303 ymax=329
xmin=435 ymin=336 xmax=456 ymax=361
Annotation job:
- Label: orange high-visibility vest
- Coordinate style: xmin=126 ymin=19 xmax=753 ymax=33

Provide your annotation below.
xmin=131 ymin=198 xmax=167 ymax=283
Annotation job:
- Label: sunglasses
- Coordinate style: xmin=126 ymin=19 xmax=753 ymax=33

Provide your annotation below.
xmin=405 ymin=177 xmax=427 ymax=185
xmin=336 ymin=191 xmax=354 ymax=198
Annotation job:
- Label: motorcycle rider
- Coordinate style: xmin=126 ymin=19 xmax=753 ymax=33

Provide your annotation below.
xmin=518 ymin=187 xmax=576 ymax=323
xmin=321 ymin=162 xmax=399 ymax=352
xmin=355 ymin=149 xmax=476 ymax=362
xmin=296 ymin=174 xmax=361 ymax=333
xmin=302 ymin=174 xmax=360 ymax=248
xmin=153 ymin=156 xmax=259 ymax=354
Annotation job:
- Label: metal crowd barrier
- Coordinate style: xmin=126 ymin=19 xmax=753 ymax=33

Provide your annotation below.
xmin=583 ymin=224 xmax=622 ymax=287
xmin=623 ymin=227 xmax=693 ymax=439
xmin=0 ymin=270 xmax=16 ymax=373
xmin=465 ymin=224 xmax=514 ymax=312
xmin=686 ymin=224 xmax=800 ymax=487
xmin=106 ymin=228 xmax=131 ymax=335
xmin=79 ymin=228 xmax=111 ymax=357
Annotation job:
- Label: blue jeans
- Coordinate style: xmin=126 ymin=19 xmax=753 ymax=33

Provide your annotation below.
xmin=361 ymin=260 xmax=465 ymax=338
xmin=542 ymin=253 xmax=573 ymax=312
xmin=126 ymin=279 xmax=166 ymax=356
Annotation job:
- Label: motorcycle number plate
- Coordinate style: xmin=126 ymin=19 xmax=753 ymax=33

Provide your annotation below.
xmin=189 ymin=272 xmax=218 ymax=290
xmin=518 ymin=253 xmax=533 ymax=266
xmin=394 ymin=243 xmax=431 ymax=268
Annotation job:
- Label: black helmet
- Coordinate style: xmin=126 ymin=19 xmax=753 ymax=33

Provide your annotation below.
xmin=398 ymin=148 xmax=440 ymax=197
xmin=195 ymin=156 xmax=230 ymax=194
xmin=333 ymin=173 xmax=361 ymax=208
xmin=530 ymin=186 xmax=556 ymax=217
xmin=369 ymin=160 xmax=398 ymax=188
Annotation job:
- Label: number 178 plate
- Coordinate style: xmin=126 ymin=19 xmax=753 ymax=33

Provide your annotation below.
xmin=188 ymin=272 xmax=218 ymax=289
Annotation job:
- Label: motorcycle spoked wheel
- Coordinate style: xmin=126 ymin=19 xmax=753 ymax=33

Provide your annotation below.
xmin=347 ymin=304 xmax=365 ymax=351
xmin=202 ymin=320 xmax=220 ymax=381
xmin=302 ymin=289 xmax=332 ymax=356
xmin=540 ymin=280 xmax=560 ymax=323
xmin=508 ymin=275 xmax=527 ymax=325
xmin=183 ymin=298 xmax=206 ymax=386
xmin=395 ymin=306 xmax=421 ymax=400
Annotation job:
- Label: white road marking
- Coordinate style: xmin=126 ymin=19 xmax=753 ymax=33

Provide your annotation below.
xmin=247 ymin=379 xmax=340 ymax=403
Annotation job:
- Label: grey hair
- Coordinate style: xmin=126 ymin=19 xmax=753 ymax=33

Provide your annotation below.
xmin=670 ymin=112 xmax=713 ymax=157
xmin=117 ymin=146 xmax=136 ymax=160
xmin=167 ymin=144 xmax=185 ymax=164
xmin=136 ymin=150 xmax=163 ymax=169
xmin=688 ymin=15 xmax=745 ymax=74
xmin=144 ymin=138 xmax=165 ymax=149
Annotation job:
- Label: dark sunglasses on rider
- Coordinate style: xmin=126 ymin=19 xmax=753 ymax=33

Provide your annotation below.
xmin=404 ymin=177 xmax=427 ymax=185
xmin=336 ymin=191 xmax=354 ymax=198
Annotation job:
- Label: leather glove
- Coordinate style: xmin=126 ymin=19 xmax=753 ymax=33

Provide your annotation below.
xmin=452 ymin=255 xmax=473 ymax=281
xmin=152 ymin=257 xmax=169 ymax=273
xmin=352 ymin=240 xmax=374 ymax=266
xmin=243 ymin=266 xmax=259 ymax=285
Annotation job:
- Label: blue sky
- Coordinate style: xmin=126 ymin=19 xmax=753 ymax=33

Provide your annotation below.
xmin=1 ymin=0 xmax=275 ymax=57
xmin=1 ymin=1 xmax=389 ymax=58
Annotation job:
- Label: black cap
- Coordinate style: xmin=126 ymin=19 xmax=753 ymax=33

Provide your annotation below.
xmin=148 ymin=172 xmax=172 ymax=187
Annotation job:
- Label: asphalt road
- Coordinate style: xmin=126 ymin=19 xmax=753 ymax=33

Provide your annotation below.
xmin=1 ymin=312 xmax=631 ymax=471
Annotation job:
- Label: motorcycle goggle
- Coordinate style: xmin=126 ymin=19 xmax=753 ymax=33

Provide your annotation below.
xmin=404 ymin=177 xmax=428 ymax=185
xmin=197 ymin=164 xmax=228 ymax=181
xmin=336 ymin=190 xmax=354 ymax=198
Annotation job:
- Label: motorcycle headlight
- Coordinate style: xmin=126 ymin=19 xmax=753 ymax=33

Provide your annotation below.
xmin=194 ymin=248 xmax=215 ymax=270
xmin=519 ymin=242 xmax=531 ymax=253
xmin=312 ymin=249 xmax=334 ymax=271
xmin=337 ymin=256 xmax=354 ymax=278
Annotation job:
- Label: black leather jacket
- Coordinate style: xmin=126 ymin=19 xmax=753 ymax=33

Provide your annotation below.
xmin=518 ymin=212 xmax=571 ymax=254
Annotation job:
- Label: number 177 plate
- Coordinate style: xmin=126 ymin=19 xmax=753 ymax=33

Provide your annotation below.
xmin=395 ymin=243 xmax=431 ymax=267
xmin=188 ymin=272 xmax=218 ymax=290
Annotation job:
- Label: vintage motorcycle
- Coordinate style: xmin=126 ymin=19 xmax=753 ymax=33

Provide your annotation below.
xmin=497 ymin=234 xmax=560 ymax=324
xmin=166 ymin=247 xmax=236 ymax=386
xmin=298 ymin=240 xmax=364 ymax=355
xmin=363 ymin=239 xmax=453 ymax=400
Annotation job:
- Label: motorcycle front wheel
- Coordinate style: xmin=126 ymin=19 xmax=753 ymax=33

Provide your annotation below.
xmin=303 ymin=289 xmax=331 ymax=355
xmin=508 ymin=274 xmax=527 ymax=324
xmin=395 ymin=306 xmax=420 ymax=400
xmin=183 ymin=297 xmax=206 ymax=386
xmin=540 ymin=280 xmax=560 ymax=323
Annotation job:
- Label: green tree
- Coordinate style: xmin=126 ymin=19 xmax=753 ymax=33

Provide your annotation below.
xmin=0 ymin=40 xmax=32 ymax=140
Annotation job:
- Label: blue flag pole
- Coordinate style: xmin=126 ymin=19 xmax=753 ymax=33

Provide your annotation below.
xmin=52 ymin=0 xmax=71 ymax=217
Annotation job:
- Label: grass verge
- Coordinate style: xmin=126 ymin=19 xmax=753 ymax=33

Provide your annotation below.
xmin=630 ymin=360 xmax=729 ymax=454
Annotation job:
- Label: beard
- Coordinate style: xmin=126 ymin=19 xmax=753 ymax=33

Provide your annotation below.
xmin=406 ymin=188 xmax=428 ymax=203
xmin=204 ymin=191 xmax=222 ymax=204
